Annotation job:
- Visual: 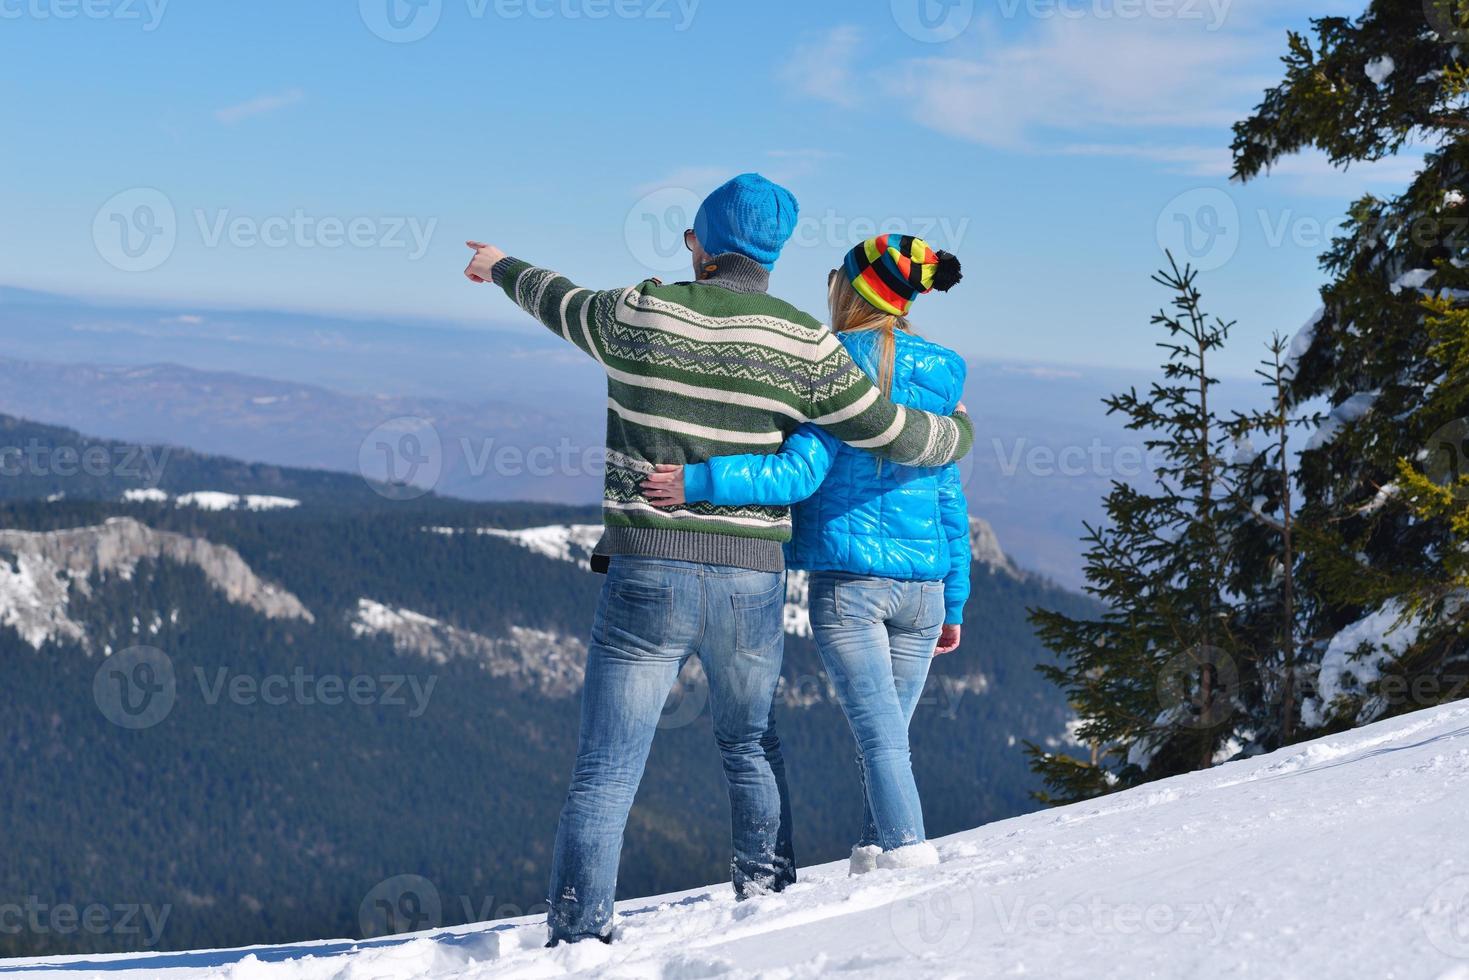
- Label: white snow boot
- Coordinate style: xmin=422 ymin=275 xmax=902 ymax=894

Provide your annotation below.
xmin=875 ymin=841 xmax=940 ymax=871
xmin=849 ymin=844 xmax=882 ymax=876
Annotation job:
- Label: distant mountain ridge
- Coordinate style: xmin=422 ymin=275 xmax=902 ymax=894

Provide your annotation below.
xmin=0 ymin=358 xmax=603 ymax=505
xmin=0 ymin=352 xmax=1152 ymax=585
xmin=0 ymin=281 xmax=1271 ymax=586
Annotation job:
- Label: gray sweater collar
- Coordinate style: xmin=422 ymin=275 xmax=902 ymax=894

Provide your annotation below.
xmin=694 ymin=252 xmax=771 ymax=294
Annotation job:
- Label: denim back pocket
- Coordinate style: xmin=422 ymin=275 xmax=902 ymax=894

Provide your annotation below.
xmin=732 ymin=581 xmax=785 ymax=657
xmin=915 ymin=581 xmax=946 ymax=631
xmin=595 ymin=579 xmax=675 ymax=651
xmin=833 ymin=578 xmax=893 ymax=625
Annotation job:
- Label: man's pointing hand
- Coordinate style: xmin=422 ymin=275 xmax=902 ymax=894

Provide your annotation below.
xmin=464 ymin=241 xmax=507 ymax=283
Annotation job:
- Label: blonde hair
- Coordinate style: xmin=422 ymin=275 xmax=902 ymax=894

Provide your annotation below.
xmin=827 ymin=273 xmax=913 ymax=397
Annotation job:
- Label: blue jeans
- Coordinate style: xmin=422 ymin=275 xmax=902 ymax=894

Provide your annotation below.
xmin=548 ymin=557 xmax=794 ymax=942
xmin=808 ymin=572 xmax=944 ymax=852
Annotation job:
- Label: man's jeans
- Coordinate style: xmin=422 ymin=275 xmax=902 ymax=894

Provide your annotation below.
xmin=547 ymin=557 xmax=795 ymax=943
xmin=808 ymin=572 xmax=944 ymax=852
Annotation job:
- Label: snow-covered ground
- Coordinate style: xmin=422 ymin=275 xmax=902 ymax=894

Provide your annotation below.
xmin=6 ymin=701 xmax=1469 ymax=979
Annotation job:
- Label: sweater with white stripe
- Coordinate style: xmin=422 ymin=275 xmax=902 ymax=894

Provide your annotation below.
xmin=490 ymin=252 xmax=974 ymax=572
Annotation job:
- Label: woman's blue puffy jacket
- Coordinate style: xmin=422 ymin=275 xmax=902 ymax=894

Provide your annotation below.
xmin=682 ymin=328 xmax=971 ymax=625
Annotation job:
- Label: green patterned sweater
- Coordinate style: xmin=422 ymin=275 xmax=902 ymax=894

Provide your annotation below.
xmin=490 ymin=252 xmax=973 ymax=572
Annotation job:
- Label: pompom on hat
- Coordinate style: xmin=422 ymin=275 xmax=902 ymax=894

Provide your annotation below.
xmin=842 ymin=234 xmax=962 ymax=317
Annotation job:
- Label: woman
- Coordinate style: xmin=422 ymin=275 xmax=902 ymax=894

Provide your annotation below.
xmin=642 ymin=234 xmax=970 ymax=872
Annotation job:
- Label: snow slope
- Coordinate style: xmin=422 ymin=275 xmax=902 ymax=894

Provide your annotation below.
xmin=6 ymin=701 xmax=1469 ymax=979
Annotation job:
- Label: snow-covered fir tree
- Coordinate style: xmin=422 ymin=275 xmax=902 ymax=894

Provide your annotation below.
xmin=1232 ymin=0 xmax=1469 ymax=733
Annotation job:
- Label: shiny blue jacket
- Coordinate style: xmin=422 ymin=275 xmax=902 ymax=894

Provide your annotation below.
xmin=683 ymin=329 xmax=971 ymax=624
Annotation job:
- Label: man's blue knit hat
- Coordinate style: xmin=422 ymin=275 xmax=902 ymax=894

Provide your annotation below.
xmin=693 ymin=173 xmax=799 ymax=271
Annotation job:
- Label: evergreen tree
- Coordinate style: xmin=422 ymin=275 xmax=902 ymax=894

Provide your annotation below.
xmin=1028 ymin=257 xmax=1242 ymax=804
xmin=1232 ymin=0 xmax=1469 ymax=732
xmin=1224 ymin=336 xmax=1323 ymax=749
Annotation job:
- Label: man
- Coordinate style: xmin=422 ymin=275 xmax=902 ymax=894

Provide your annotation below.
xmin=463 ymin=173 xmax=972 ymax=945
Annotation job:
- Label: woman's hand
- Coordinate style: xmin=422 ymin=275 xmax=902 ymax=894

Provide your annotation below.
xmin=641 ymin=464 xmax=686 ymax=508
xmin=464 ymin=241 xmax=507 ymax=283
xmin=935 ymin=624 xmax=962 ymax=656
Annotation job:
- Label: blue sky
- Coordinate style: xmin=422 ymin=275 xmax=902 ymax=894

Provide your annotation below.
xmin=0 ymin=0 xmax=1428 ymax=378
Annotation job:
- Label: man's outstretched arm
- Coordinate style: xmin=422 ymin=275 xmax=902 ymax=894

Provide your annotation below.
xmin=804 ymin=334 xmax=972 ymax=467
xmin=465 ymin=242 xmax=617 ymax=362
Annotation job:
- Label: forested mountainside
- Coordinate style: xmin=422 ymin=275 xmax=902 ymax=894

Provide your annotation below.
xmin=0 ymin=413 xmax=1095 ymax=955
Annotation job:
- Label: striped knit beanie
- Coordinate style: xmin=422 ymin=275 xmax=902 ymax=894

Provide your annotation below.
xmin=843 ymin=235 xmax=963 ymax=317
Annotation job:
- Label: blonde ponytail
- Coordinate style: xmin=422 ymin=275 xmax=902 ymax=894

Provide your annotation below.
xmin=827 ymin=274 xmax=912 ymax=398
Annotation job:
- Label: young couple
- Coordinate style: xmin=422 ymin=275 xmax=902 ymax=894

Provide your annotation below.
xmin=463 ymin=173 xmax=973 ymax=946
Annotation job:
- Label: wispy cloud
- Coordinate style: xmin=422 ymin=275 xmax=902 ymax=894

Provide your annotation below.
xmin=215 ymin=89 xmax=305 ymax=125
xmin=1061 ymin=143 xmax=1234 ymax=176
xmin=781 ymin=15 xmax=1283 ymax=159
xmin=780 ymin=26 xmax=862 ymax=109
xmin=886 ymin=18 xmax=1264 ymax=148
xmin=1063 ymin=143 xmax=1428 ymax=195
